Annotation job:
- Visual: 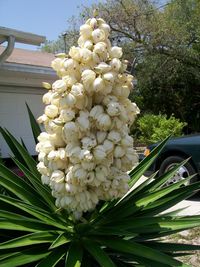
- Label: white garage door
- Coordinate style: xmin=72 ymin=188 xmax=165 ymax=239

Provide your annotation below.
xmin=0 ymin=86 xmax=45 ymax=158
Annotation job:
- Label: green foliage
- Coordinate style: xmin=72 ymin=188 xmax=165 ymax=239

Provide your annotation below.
xmin=0 ymin=107 xmax=200 ymax=266
xmin=136 ymin=113 xmax=187 ymax=144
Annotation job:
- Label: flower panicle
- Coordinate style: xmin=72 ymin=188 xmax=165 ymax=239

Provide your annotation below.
xmin=36 ymin=15 xmax=140 ymax=219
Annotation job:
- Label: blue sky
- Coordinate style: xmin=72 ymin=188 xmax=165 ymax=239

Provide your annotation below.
xmin=0 ymin=0 xmax=99 ymax=49
xmin=0 ymin=0 xmax=167 ymax=50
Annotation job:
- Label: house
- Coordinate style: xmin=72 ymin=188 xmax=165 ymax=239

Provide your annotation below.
xmin=0 ymin=27 xmax=56 ymax=159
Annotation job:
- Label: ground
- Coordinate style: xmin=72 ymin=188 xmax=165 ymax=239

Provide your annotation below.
xmin=165 ymin=227 xmax=200 ymax=266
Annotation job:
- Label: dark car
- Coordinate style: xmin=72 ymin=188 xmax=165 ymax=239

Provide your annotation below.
xmin=143 ymin=135 xmax=200 ymax=185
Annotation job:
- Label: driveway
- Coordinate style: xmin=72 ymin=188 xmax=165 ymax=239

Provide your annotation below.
xmin=134 ymin=176 xmax=200 ymax=216
xmin=164 ymin=198 xmax=200 ymax=216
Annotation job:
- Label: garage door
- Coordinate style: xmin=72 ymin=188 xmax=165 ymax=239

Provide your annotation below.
xmin=0 ymin=86 xmax=45 ymax=158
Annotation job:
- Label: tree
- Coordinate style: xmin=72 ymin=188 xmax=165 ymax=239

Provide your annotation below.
xmin=135 ymin=0 xmax=200 ymax=132
xmin=42 ymin=0 xmax=200 ymax=132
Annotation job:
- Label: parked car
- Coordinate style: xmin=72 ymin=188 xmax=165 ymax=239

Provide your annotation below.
xmin=143 ymin=134 xmax=200 ymax=185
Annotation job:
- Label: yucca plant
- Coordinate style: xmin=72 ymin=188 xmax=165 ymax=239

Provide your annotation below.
xmin=1 ymin=13 xmax=200 ymax=267
xmin=0 ymin=112 xmax=200 ymax=267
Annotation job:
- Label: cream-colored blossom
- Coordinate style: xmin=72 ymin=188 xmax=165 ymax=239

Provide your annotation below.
xmin=93 ymin=42 xmax=107 ymax=55
xmin=42 ymin=92 xmax=52 ymax=105
xmin=52 ymin=80 xmax=67 ymax=94
xmin=94 ymin=62 xmax=111 ymax=73
xmin=110 ymin=58 xmax=121 ymax=72
xmin=109 ymin=46 xmax=123 ymax=59
xmin=96 ymin=113 xmax=112 ymax=131
xmin=37 ymin=14 xmax=139 ymax=218
xmin=64 ymin=58 xmax=79 ymax=72
xmin=69 ymin=46 xmax=81 ymax=61
xmin=80 ymin=48 xmax=92 ymax=63
xmin=45 ymin=105 xmax=59 ymax=118
xmin=92 ymin=29 xmax=106 ymax=43
xmin=80 ymin=24 xmax=93 ymax=38
xmin=51 ymin=58 xmax=63 ymax=72
xmin=93 ymin=77 xmax=104 ymax=92
xmin=59 ymin=109 xmax=75 ymax=122
xmin=81 ymin=69 xmax=96 ymax=91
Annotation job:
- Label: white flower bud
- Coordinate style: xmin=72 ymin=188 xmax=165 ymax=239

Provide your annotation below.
xmin=50 ymin=93 xmax=60 ymax=106
xmin=114 ymin=146 xmax=125 ymax=158
xmin=121 ymin=85 xmax=130 ymax=98
xmin=52 ymin=80 xmax=67 ymax=94
xmin=60 ymin=93 xmax=76 ymax=108
xmin=48 ymin=133 xmax=65 ymax=147
xmin=92 ymin=52 xmax=101 ymax=64
xmin=59 ymin=109 xmax=75 ymax=122
xmin=93 ymin=42 xmax=107 ymax=55
xmin=74 ymin=167 xmax=87 ymax=180
xmin=92 ymin=29 xmax=105 ymax=43
xmin=81 ymin=136 xmax=97 ymax=149
xmin=95 ymin=62 xmax=111 ymax=74
xmin=47 ymin=150 xmax=57 ymax=160
xmin=80 ymin=48 xmax=92 ymax=63
xmin=89 ymin=18 xmax=98 ymax=28
xmin=42 ymin=82 xmax=51 ymax=90
xmin=53 ymin=182 xmax=65 ymax=193
xmin=71 ymin=83 xmax=84 ymax=96
xmin=66 ymin=145 xmax=81 ymax=159
xmin=108 ymin=130 xmax=121 ymax=144
xmin=113 ymin=158 xmax=122 ymax=169
xmin=93 ymin=145 xmax=106 ymax=161
xmin=37 ymin=162 xmax=49 ymax=175
xmin=42 ymin=92 xmax=52 ymax=104
xmin=96 ymin=170 xmax=106 ymax=182
xmin=37 ymin=114 xmax=48 ymax=124
xmin=63 ymin=122 xmax=79 ymax=141
xmin=110 ymin=46 xmax=123 ymax=59
xmin=103 ymin=139 xmax=114 ymax=153
xmin=51 ymin=170 xmax=65 ymax=183
xmin=110 ymin=58 xmax=121 ymax=72
xmin=96 ymin=114 xmax=112 ymax=131
xmin=83 ymin=40 xmax=93 ymax=50
xmin=90 ymin=105 xmax=104 ymax=120
xmin=81 ymin=69 xmax=96 ymax=88
xmin=80 ymin=24 xmax=93 ymax=38
xmin=107 ymin=102 xmax=121 ymax=116
xmin=102 ymin=95 xmax=118 ymax=106
xmin=37 ymin=132 xmax=49 ymax=142
xmin=81 ymin=161 xmax=95 ymax=171
xmin=41 ymin=175 xmax=50 ymax=185
xmin=64 ymin=58 xmax=79 ymax=72
xmin=121 ymin=135 xmax=133 ymax=147
xmin=99 ymin=23 xmax=110 ymax=36
xmin=96 ymin=131 xmax=107 ymax=144
xmin=38 ymin=152 xmax=46 ymax=162
xmin=51 ymin=58 xmax=63 ymax=71
xmin=45 ymin=105 xmax=59 ymax=118
xmin=69 ymin=46 xmax=81 ymax=61
xmin=62 ymin=75 xmax=77 ymax=87
xmin=93 ymin=77 xmax=104 ymax=92
xmin=77 ymin=115 xmax=90 ymax=132
xmin=79 ymin=149 xmax=93 ymax=161
xmin=86 ymin=171 xmax=95 ymax=183
xmin=103 ymin=72 xmax=115 ymax=84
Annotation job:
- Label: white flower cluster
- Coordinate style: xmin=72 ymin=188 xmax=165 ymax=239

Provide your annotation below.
xmin=36 ymin=16 xmax=140 ymax=218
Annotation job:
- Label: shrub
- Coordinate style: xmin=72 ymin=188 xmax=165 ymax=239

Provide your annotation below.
xmin=137 ymin=113 xmax=187 ymax=145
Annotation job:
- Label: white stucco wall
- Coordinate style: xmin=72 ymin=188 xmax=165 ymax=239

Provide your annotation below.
xmin=0 ymin=86 xmax=44 ymax=158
